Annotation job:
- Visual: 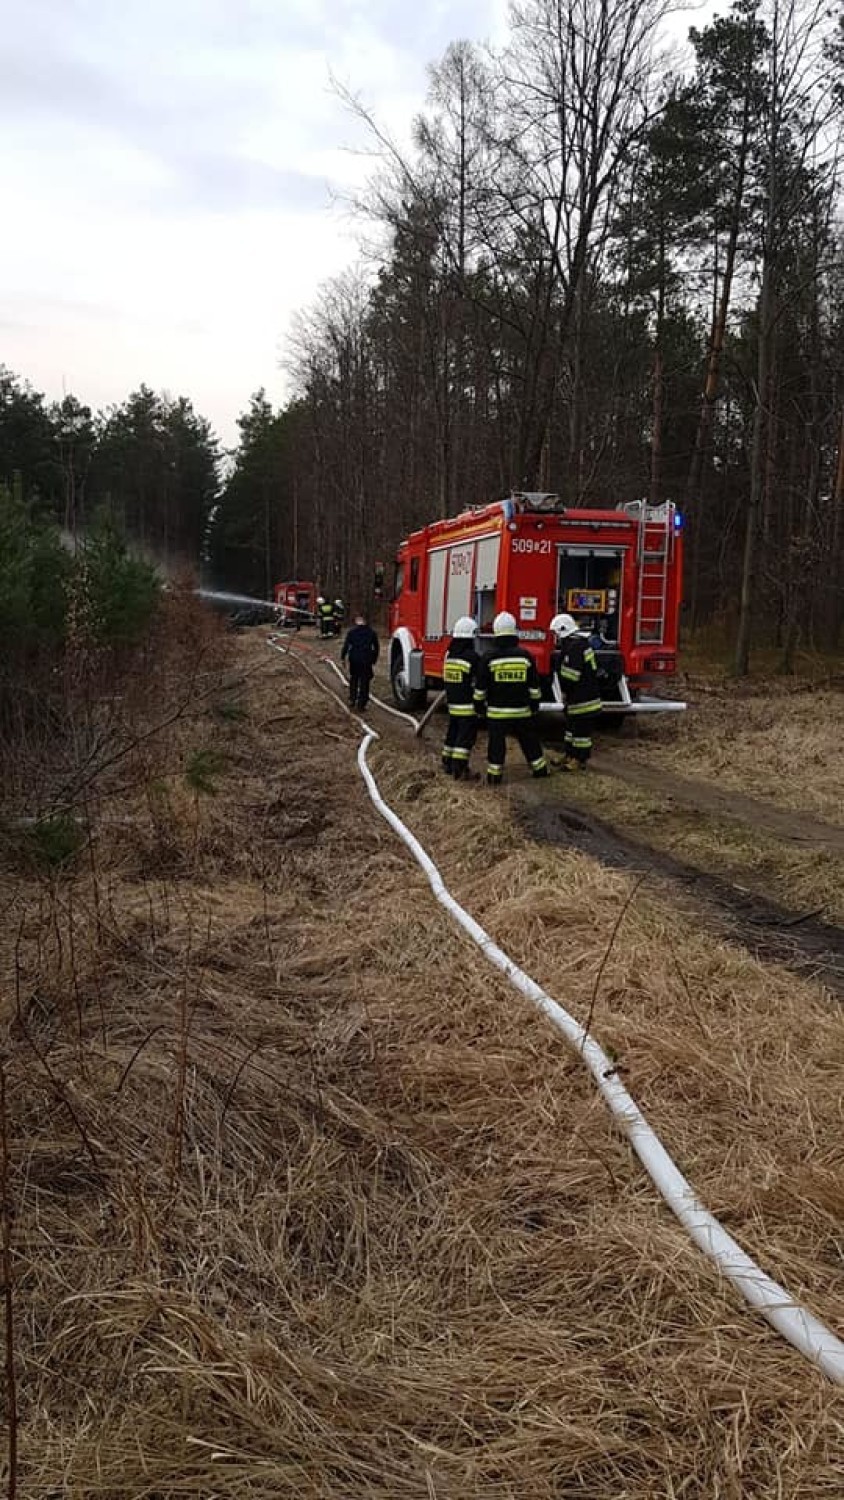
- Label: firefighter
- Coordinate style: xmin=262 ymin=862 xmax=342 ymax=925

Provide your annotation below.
xmin=333 ymin=598 xmax=345 ymax=634
xmin=549 ymin=612 xmax=603 ymax=769
xmin=341 ymin=612 xmax=380 ymax=711
xmin=317 ymin=596 xmax=334 ymax=638
xmin=473 ymin=611 xmax=548 ymax=786
xmin=441 ymin=616 xmax=479 ymax=780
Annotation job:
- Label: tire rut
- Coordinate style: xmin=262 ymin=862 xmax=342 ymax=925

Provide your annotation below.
xmin=279 ymin=638 xmax=844 ymax=998
xmin=517 ymin=794 xmax=844 ymax=999
xmin=590 ymin=752 xmax=844 ymax=854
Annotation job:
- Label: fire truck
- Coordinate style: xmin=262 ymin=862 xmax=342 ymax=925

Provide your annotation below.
xmin=388 ymin=493 xmax=685 ymax=717
xmin=274 ymin=580 xmax=317 ymax=627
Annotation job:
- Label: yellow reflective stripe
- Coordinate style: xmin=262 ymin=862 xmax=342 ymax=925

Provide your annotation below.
xmin=559 ymin=665 xmax=580 ymax=682
xmin=488 ymin=707 xmax=531 ymax=719
xmin=568 ymin=699 xmax=602 ymax=716
xmin=448 ymin=706 xmax=475 ymax=717
xmin=529 ymin=687 xmax=541 ymax=699
xmin=584 ymin=648 xmax=597 ymax=668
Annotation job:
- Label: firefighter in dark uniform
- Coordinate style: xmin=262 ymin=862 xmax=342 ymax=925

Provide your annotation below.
xmin=441 ymin=615 xmax=479 ymax=780
xmin=333 ymin=598 xmax=345 ymax=634
xmin=549 ymin=612 xmax=603 ymax=769
xmin=341 ymin=613 xmax=379 ymax=711
xmin=473 ymin=611 xmax=549 ymax=786
xmin=317 ymin=596 xmax=334 ymax=638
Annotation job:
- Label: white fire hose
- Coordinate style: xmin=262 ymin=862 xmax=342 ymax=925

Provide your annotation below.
xmin=268 ymin=636 xmax=844 ymax=1385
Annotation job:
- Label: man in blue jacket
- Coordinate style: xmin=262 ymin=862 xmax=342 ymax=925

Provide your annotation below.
xmin=341 ymin=613 xmax=380 ymax=711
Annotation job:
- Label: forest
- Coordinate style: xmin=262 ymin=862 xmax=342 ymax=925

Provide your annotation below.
xmin=2 ymin=0 xmax=843 ymax=673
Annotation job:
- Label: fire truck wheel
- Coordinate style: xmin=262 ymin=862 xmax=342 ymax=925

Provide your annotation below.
xmin=390 ymin=655 xmax=427 ymax=711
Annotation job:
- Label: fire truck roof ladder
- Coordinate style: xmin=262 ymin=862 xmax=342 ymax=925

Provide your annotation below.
xmin=633 ymin=502 xmax=671 ymax=646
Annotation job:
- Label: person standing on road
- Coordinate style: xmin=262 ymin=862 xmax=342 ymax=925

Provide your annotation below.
xmin=549 ymin=612 xmax=603 ymax=769
xmin=341 ymin=613 xmax=380 ymax=712
xmin=441 ymin=616 xmax=480 ymax=780
xmin=473 ymin=612 xmax=548 ymax=786
xmin=317 ymin=596 xmax=334 ymax=638
xmin=333 ymin=598 xmax=345 ymax=634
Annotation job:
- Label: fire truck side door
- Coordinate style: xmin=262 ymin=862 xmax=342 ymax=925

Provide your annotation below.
xmin=425 ymin=549 xmax=448 ymax=637
xmin=473 ymin=534 xmax=500 ymax=628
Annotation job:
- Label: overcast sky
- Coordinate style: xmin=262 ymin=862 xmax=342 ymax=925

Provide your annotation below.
xmin=0 ymin=0 xmax=510 ymax=444
xmin=1 ymin=0 xmax=708 ymax=447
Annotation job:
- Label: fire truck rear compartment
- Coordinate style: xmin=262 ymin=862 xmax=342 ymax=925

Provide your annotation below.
xmin=556 ymin=546 xmax=622 ymax=642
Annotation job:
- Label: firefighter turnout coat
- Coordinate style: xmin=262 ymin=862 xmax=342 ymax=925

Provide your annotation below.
xmin=555 ymin=633 xmax=602 ymax=717
xmin=443 ymin=639 xmax=477 ymax=716
xmin=473 ymin=636 xmax=547 ymax=780
xmin=473 ymin=640 xmax=542 ymax=721
xmin=442 ymin=637 xmax=478 ymax=774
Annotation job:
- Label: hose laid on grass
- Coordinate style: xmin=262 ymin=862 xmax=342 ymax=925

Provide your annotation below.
xmin=321 ymin=655 xmax=419 ymax=728
xmin=269 ymin=637 xmax=844 ymax=1386
xmin=268 ymin=633 xmax=419 ymax=728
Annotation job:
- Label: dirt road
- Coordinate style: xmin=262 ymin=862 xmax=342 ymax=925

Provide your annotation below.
xmin=591 ymin=751 xmax=844 ymax=855
xmin=303 ymin=629 xmax=844 ymax=989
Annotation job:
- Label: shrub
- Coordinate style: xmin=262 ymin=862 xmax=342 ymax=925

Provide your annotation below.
xmin=79 ymin=519 xmax=160 ymax=648
xmin=0 ymin=482 xmax=72 ymax=651
xmin=27 ymin=813 xmax=85 ymax=869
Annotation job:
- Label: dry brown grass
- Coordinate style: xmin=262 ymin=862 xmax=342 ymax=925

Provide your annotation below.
xmin=0 ymin=635 xmax=842 ymax=1497
xmin=630 ymin=683 xmax=844 ymax=827
xmin=545 ymin=769 xmax=844 ymax=926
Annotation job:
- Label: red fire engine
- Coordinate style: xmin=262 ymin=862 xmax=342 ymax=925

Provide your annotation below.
xmin=388 ymin=493 xmax=686 ymax=716
xmin=274 ymin=580 xmax=317 ymax=627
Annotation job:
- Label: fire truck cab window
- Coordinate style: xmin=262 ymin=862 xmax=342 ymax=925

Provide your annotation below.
xmin=393 ymin=562 xmax=405 ymax=600
xmin=409 ymin=557 xmax=419 ymax=592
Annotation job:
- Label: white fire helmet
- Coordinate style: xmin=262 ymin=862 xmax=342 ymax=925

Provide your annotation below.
xmin=549 ymin=612 xmax=578 ymax=639
xmin=334 ymin=598 xmax=343 ymax=607
xmin=452 ymin=616 xmax=478 ymax=638
xmin=317 ymin=596 xmax=325 ymax=604
xmin=493 ymin=611 xmax=518 ymax=636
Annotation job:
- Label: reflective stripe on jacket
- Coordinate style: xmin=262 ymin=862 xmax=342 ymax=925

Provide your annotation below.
xmin=443 ymin=640 xmax=477 ymax=715
xmin=555 ymin=634 xmax=602 ymax=714
xmin=474 ymin=640 xmax=542 ymax=721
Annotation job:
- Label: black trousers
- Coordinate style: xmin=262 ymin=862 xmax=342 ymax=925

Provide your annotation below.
xmin=348 ymin=664 xmax=373 ymax=710
xmin=486 ymin=717 xmax=548 ymax=780
xmin=442 ymin=712 xmax=478 ymax=775
xmin=564 ymin=711 xmax=598 ymax=764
